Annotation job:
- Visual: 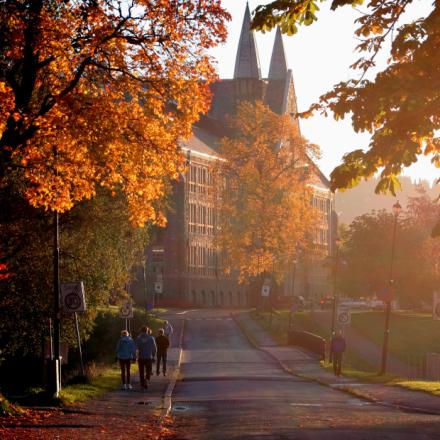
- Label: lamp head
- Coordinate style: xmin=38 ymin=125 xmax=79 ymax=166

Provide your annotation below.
xmin=392 ymin=201 xmax=402 ymax=216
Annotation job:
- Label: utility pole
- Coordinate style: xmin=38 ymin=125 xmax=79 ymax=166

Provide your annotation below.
xmin=330 ymin=238 xmax=341 ymax=337
xmin=51 ymin=207 xmax=61 ymax=396
xmin=50 ymin=145 xmax=61 ymax=397
xmin=380 ymin=201 xmax=401 ymax=375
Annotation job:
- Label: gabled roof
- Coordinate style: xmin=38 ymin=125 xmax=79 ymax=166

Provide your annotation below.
xmin=234 ymin=3 xmax=261 ymax=79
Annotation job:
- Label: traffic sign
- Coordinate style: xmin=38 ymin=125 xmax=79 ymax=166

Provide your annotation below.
xmin=61 ymin=282 xmax=86 ymax=313
xmin=433 ymin=291 xmax=440 ymax=320
xmin=119 ymin=301 xmax=133 ymax=319
xmin=154 ymin=281 xmax=163 ymax=294
xmin=337 ymin=306 xmax=351 ymax=325
xmin=261 ymin=285 xmax=270 ymax=297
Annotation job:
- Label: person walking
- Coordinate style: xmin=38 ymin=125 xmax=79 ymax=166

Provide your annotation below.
xmin=116 ymin=330 xmax=136 ymax=389
xmin=330 ymin=330 xmax=346 ymax=377
xmin=163 ymin=320 xmax=173 ymax=340
xmin=135 ymin=325 xmax=157 ymax=389
xmin=155 ymin=328 xmax=170 ymax=376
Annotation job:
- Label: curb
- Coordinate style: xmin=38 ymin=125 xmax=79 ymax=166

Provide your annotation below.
xmin=161 ymin=318 xmax=186 ymax=418
xmin=232 ymin=312 xmax=440 ymax=416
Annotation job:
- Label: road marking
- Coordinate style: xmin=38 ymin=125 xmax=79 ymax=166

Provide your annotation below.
xmin=290 ymin=403 xmax=323 ymax=407
xmin=186 ymin=317 xmax=234 ymax=321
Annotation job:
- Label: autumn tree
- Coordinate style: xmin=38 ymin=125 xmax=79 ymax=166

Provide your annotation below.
xmin=0 ymin=0 xmax=230 ymax=226
xmin=217 ymin=101 xmax=319 ymax=284
xmin=252 ymin=1 xmax=440 ymax=200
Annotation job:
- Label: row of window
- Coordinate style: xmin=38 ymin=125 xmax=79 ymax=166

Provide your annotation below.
xmin=312 ymin=196 xmax=330 ymax=214
xmin=189 ymin=164 xmax=213 ymax=195
xmin=314 ymin=228 xmax=329 ymax=246
xmin=189 ymin=203 xmax=216 ymax=236
xmin=188 ymin=245 xmax=220 ymax=276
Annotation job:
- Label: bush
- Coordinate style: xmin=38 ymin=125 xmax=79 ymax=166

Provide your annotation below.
xmin=82 ymin=308 xmax=163 ymax=363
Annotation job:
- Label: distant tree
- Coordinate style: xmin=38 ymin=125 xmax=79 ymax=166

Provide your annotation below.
xmin=339 ymin=189 xmax=440 ymax=306
xmin=252 ymin=0 xmax=440 ymax=201
xmin=216 ymin=101 xmax=318 ymax=284
xmin=0 ymin=0 xmax=230 ymax=226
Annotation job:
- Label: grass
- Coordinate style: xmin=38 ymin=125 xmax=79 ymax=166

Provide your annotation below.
xmin=351 ymin=311 xmax=440 ymax=365
xmin=321 ymin=360 xmax=440 ymax=397
xmin=59 ymin=363 xmax=121 ymax=405
xmin=394 ymin=380 xmax=440 ymax=396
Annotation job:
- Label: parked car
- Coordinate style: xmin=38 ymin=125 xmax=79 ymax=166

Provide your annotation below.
xmin=369 ymin=299 xmax=385 ymax=310
xmin=319 ymin=297 xmax=333 ymax=309
xmin=339 ymin=299 xmax=370 ymax=309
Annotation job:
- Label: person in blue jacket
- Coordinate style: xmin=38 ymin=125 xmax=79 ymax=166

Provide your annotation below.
xmin=135 ymin=326 xmax=157 ymax=389
xmin=330 ymin=330 xmax=346 ymax=377
xmin=116 ymin=330 xmax=136 ymax=389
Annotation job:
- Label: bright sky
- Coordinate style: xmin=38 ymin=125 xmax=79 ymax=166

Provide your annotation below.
xmin=209 ymin=0 xmax=437 ymax=184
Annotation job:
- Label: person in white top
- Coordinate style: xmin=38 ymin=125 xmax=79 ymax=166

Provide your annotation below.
xmin=163 ymin=320 xmax=173 ymax=339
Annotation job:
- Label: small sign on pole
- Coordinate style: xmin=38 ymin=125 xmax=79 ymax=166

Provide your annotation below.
xmin=119 ymin=301 xmax=133 ymax=319
xmin=433 ymin=291 xmax=440 ymax=320
xmin=337 ymin=305 xmax=351 ymax=325
xmin=154 ymin=281 xmax=163 ymax=294
xmin=261 ymin=284 xmax=270 ymax=297
xmin=61 ymin=282 xmax=86 ymax=313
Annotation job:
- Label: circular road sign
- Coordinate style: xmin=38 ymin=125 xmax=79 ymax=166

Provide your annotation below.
xmin=64 ymin=292 xmax=82 ymax=311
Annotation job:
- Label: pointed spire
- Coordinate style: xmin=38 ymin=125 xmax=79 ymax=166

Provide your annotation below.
xmin=234 ymin=3 xmax=261 ymax=79
xmin=268 ymin=27 xmax=288 ymax=79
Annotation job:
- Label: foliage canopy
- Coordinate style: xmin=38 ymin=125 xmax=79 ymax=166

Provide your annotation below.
xmin=252 ymin=0 xmax=440 ymax=198
xmin=0 ymin=0 xmax=230 ymax=226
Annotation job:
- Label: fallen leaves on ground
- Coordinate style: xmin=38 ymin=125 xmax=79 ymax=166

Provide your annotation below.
xmin=0 ymin=407 xmax=175 ymax=439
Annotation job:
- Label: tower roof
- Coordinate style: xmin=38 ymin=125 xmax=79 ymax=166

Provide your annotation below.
xmin=234 ymin=3 xmax=261 ymax=79
xmin=268 ymin=27 xmax=288 ymax=80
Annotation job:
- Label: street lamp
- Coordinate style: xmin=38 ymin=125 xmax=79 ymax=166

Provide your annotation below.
xmin=379 ymin=200 xmax=402 ymax=375
xmin=330 ymin=237 xmax=342 ymax=337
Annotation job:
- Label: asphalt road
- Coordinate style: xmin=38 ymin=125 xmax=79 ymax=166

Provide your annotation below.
xmin=170 ymin=309 xmax=440 ymax=440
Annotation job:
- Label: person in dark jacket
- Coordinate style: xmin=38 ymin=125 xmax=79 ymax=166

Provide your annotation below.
xmin=155 ymin=328 xmax=170 ymax=376
xmin=115 ymin=330 xmax=136 ymax=389
xmin=330 ymin=330 xmax=346 ymax=377
xmin=136 ymin=326 xmax=157 ymax=389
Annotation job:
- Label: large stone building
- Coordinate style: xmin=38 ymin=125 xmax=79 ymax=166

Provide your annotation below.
xmin=131 ymin=4 xmax=335 ymax=308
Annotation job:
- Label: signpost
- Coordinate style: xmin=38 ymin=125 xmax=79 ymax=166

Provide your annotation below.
xmin=261 ymin=285 xmax=270 ymax=297
xmin=119 ymin=301 xmax=133 ymax=332
xmin=289 ymin=302 xmax=297 ymax=329
xmin=61 ymin=282 xmax=86 ymax=376
xmin=337 ymin=305 xmax=351 ymax=326
xmin=154 ymin=281 xmax=163 ymax=294
xmin=61 ymin=282 xmax=86 ymax=313
xmin=433 ymin=291 xmax=440 ymax=320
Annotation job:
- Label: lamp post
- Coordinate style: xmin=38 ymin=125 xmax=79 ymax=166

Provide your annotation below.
xmin=289 ymin=256 xmax=298 ymax=330
xmin=330 ymin=237 xmax=342 ymax=337
xmin=379 ymin=200 xmax=402 ymax=375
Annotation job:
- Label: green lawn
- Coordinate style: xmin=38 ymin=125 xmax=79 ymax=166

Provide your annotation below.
xmin=251 ymin=309 xmax=375 ymax=371
xmin=59 ymin=364 xmax=121 ymax=405
xmin=351 ymin=311 xmax=440 ymax=365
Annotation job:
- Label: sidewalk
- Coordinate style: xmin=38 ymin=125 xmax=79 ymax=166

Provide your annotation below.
xmin=85 ymin=346 xmax=181 ymax=416
xmin=233 ymin=311 xmax=440 ymax=416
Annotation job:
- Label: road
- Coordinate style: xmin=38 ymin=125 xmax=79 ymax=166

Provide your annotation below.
xmin=170 ymin=309 xmax=440 ymax=440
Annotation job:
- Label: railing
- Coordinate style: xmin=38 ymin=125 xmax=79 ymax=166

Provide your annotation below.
xmin=288 ymin=330 xmax=326 ymax=361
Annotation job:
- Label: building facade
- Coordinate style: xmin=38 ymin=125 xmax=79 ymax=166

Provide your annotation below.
xmin=131 ymin=4 xmax=336 ymax=308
